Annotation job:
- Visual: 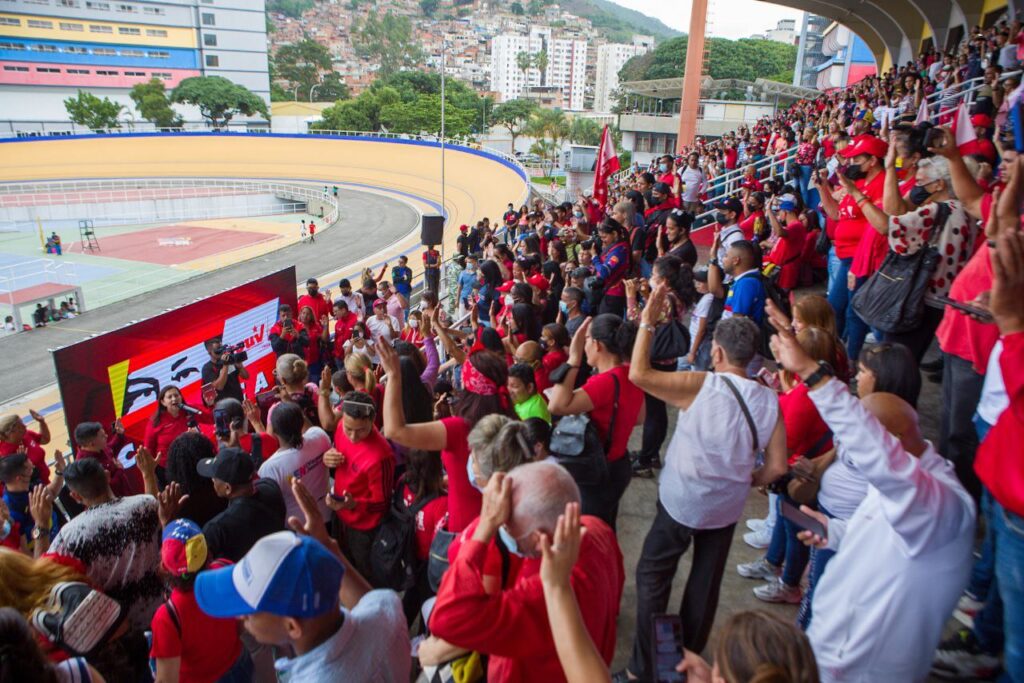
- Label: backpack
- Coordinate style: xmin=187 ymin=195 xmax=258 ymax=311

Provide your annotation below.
xmin=549 ymin=375 xmax=619 ymax=487
xmin=370 ymin=485 xmax=439 ymax=591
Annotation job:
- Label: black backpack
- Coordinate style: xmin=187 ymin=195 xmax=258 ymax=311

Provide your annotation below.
xmin=370 ymin=485 xmax=438 ymax=591
xmin=549 ymin=375 xmax=619 ymax=487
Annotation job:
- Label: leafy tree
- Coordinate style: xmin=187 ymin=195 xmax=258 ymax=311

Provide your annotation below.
xmin=525 ymin=108 xmax=569 ymax=174
xmin=618 ymin=35 xmax=798 ymax=85
xmin=313 ymin=86 xmax=402 ymax=131
xmin=267 ymin=0 xmax=313 ymax=18
xmin=527 ymin=0 xmax=543 ymax=15
xmin=510 ymin=1 xmax=524 ymax=15
xmin=380 ymin=93 xmax=474 ymax=137
xmin=64 ymin=90 xmax=124 ymax=131
xmin=316 ymin=72 xmax=349 ymax=101
xmin=419 ymin=0 xmax=440 ymax=16
xmin=353 ymin=12 xmax=424 ymax=78
xmin=533 ymin=50 xmax=548 ymax=86
xmin=492 ymin=98 xmax=537 ymax=152
xmin=129 ymin=78 xmax=183 ymax=128
xmin=171 ymin=76 xmax=268 ymax=127
xmin=274 ymin=39 xmax=330 ymax=99
xmin=568 ymin=116 xmax=601 ymax=146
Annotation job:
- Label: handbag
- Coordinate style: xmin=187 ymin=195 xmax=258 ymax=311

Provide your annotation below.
xmin=426 ymin=528 xmax=457 ymax=593
xmin=851 ymin=203 xmax=950 ymax=334
xmin=651 ymin=320 xmax=691 ymax=362
xmin=550 ymin=375 xmax=619 ymax=487
xmin=814 ymin=226 xmax=832 ymax=255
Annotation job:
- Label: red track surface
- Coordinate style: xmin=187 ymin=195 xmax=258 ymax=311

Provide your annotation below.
xmin=0 ymin=187 xmax=261 ymax=208
xmin=3 ymin=282 xmax=77 ymax=304
xmin=68 ymin=225 xmax=273 ymax=265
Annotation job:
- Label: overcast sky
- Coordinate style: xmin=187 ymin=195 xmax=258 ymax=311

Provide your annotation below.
xmin=606 ymin=0 xmax=805 ymax=41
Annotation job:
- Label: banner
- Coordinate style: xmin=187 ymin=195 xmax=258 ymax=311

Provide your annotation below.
xmin=592 ymin=124 xmax=621 ymax=211
xmin=52 ymin=267 xmax=297 ymax=447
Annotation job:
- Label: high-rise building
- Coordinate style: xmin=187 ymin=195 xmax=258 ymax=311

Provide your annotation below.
xmin=594 ymin=35 xmax=653 ymax=114
xmin=792 ymin=12 xmax=830 ymax=88
xmin=815 ymin=22 xmax=876 ymax=89
xmin=763 ymin=19 xmax=796 ymax=44
xmin=490 ymin=27 xmax=587 ymax=110
xmin=0 ymin=0 xmax=270 ymax=127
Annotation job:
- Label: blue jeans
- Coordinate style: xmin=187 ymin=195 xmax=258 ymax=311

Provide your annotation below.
xmin=845 ymin=275 xmax=872 ymax=363
xmin=765 ymin=494 xmax=811 ymax=587
xmin=797 ymin=165 xmax=820 ymax=211
xmin=826 ymin=247 xmax=840 ymax=294
xmin=993 ymin=500 xmax=1024 ymax=681
xmin=966 ymin=420 xmax=996 ymax=602
xmin=798 ymin=503 xmax=835 ymax=631
xmin=826 ymin=257 xmax=853 ymax=339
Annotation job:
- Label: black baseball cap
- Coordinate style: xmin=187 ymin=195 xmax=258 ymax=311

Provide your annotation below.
xmin=652 ymin=181 xmax=672 ymax=195
xmin=197 ymin=447 xmax=254 ymax=485
xmin=713 ymin=197 xmax=744 ymax=215
xmin=306 ymin=277 xmax=318 ymax=285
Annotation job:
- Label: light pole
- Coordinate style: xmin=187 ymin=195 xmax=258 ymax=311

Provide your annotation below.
xmin=310 ymin=82 xmax=322 ymax=102
xmin=440 ymin=37 xmax=447 ymax=252
xmin=292 ymin=84 xmax=300 ymax=101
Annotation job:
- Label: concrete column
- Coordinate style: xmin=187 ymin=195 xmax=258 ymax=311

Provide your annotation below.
xmin=677 ymin=0 xmax=708 ymax=151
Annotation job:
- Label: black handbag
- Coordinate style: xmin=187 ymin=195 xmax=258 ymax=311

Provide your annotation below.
xmin=651 ymin=319 xmax=691 ymax=362
xmin=814 ymin=226 xmax=832 ymax=255
xmin=851 ymin=203 xmax=950 ymax=334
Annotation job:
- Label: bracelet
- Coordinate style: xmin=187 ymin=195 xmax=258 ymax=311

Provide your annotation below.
xmin=54 ymin=469 xmax=64 ymax=476
xmin=639 ymin=322 xmax=656 ymax=333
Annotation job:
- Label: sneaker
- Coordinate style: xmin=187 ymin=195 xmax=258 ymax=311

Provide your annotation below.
xmin=737 ymin=558 xmax=781 ymax=580
xmin=631 ymin=457 xmax=654 ymax=478
xmin=753 ymin=578 xmax=802 ymax=604
xmin=953 ymin=593 xmax=984 ymax=629
xmin=931 ymin=630 xmax=1000 ymax=680
xmin=743 ymin=527 xmax=772 ymax=549
xmin=745 ymin=518 xmax=767 ymax=533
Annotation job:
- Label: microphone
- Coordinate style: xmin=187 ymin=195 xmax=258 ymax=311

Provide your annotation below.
xmin=180 ymin=404 xmax=202 ymax=416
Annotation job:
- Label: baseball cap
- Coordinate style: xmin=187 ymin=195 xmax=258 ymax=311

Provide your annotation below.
xmin=694 ymin=268 xmax=709 ymax=283
xmin=194 ymin=531 xmax=343 ymax=619
xmin=459 ymin=224 xmax=469 ymax=232
xmin=305 ymin=277 xmax=318 ymax=285
xmin=839 ymin=134 xmax=888 ymax=159
xmin=971 ymin=113 xmax=993 ymax=128
xmin=162 ymin=519 xmax=208 ymax=577
xmin=197 ymin=446 xmax=254 ymax=485
xmin=713 ymin=197 xmax=744 ymax=215
xmin=778 ymin=193 xmax=798 ymax=212
xmin=496 ymin=280 xmax=515 ymax=293
xmin=652 ymin=181 xmax=672 ymax=195
xmin=527 ymin=273 xmax=550 ymax=291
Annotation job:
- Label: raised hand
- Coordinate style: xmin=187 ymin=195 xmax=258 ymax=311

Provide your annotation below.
xmin=156 ymin=481 xmax=189 ymax=528
xmin=567 ymin=316 xmax=591 ymax=366
xmin=376 ymin=337 xmax=401 ymax=376
xmin=29 ymin=408 xmax=45 ymax=423
xmin=539 ymin=502 xmax=585 ymax=588
xmin=29 ymin=484 xmax=54 ymax=528
xmin=136 ymin=447 xmax=157 ymax=478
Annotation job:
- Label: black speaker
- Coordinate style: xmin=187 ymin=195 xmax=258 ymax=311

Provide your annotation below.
xmin=421 ymin=215 xmax=444 ymax=246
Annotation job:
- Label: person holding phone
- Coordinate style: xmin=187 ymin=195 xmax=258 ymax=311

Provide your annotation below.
xmin=269 ymin=304 xmax=309 ymax=358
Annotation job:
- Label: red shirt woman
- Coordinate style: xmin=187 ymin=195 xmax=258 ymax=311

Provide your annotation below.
xmin=144 ymin=386 xmax=209 ymax=467
xmin=0 ymin=411 xmax=51 ymax=486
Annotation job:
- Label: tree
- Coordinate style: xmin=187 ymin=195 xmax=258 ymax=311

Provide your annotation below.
xmin=267 ymin=0 xmax=313 ymax=18
xmin=353 ymin=12 xmax=424 ymax=78
xmin=525 ymin=108 xmax=569 ymax=174
xmin=527 ymin=0 xmax=543 ymax=15
xmin=492 ymin=98 xmax=537 ymax=152
xmin=533 ymin=50 xmax=549 ymax=86
xmin=568 ymin=116 xmax=601 ymax=146
xmin=64 ymin=90 xmax=124 ymax=131
xmin=380 ymin=93 xmax=474 ymax=137
xmin=129 ymin=78 xmax=183 ymax=128
xmin=617 ymin=35 xmax=798 ymax=84
xmin=516 ymin=51 xmax=533 ymax=85
xmin=315 ymin=72 xmax=349 ymax=101
xmin=313 ymin=86 xmax=402 ymax=131
xmin=419 ymin=0 xmax=440 ymax=16
xmin=171 ymin=76 xmax=269 ymax=127
xmin=274 ymin=39 xmax=330 ymax=99
xmin=510 ymin=1 xmax=525 ymax=15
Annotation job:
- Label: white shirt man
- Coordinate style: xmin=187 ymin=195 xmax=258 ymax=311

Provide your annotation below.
xmin=805 ymin=379 xmax=975 ymax=682
xmin=679 ymin=164 xmax=706 ymax=204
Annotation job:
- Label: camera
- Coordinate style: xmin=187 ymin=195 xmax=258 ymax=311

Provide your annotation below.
xmin=214 ymin=342 xmax=248 ymax=365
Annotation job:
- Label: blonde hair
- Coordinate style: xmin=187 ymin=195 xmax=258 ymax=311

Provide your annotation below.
xmin=714 ymin=610 xmax=820 ymax=683
xmin=0 ymin=414 xmax=19 ymax=437
xmin=467 ymin=415 xmax=531 ymax=478
xmin=613 ymin=200 xmax=636 ymax=227
xmin=0 ymin=549 xmax=88 ymax=618
xmin=344 ymin=353 xmax=376 ymax=392
xmin=275 ymin=353 xmax=309 ymax=388
xmin=792 ymin=294 xmax=837 ymax=338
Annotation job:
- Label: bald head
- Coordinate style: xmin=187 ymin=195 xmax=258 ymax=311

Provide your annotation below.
xmin=861 ymin=392 xmax=927 ymax=457
xmin=507 ymin=461 xmax=580 ymax=537
xmin=516 ymin=340 xmax=542 ymax=364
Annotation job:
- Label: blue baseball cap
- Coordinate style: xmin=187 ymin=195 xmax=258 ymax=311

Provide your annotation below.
xmin=195 ymin=531 xmax=343 ymax=619
xmin=778 ymin=193 xmax=798 ymax=212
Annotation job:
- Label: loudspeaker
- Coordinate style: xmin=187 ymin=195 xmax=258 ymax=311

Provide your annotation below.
xmin=421 ymin=215 xmax=444 ymax=246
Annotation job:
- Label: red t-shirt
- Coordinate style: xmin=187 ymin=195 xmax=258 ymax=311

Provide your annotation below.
xmin=302 ymin=322 xmax=323 ymax=366
xmin=834 ymin=171 xmax=884 ymax=260
xmin=150 ymin=586 xmax=242 ymax=683
xmin=144 ymin=410 xmax=211 ymax=466
xmin=935 ymin=241 xmax=1001 ymax=372
xmin=0 ymin=429 xmax=49 ymax=485
xmin=724 ymin=147 xmax=738 ymax=170
xmin=331 ymin=426 xmax=395 ymax=531
xmin=296 ymin=293 xmax=331 ymax=323
xmin=441 ymin=417 xmax=480 ymax=533
xmin=401 ymin=484 xmax=449 ymax=561
xmin=767 ymin=220 xmax=807 ymax=290
xmin=974 ymin=331 xmax=1024 ymax=516
xmin=739 ymin=211 xmax=765 ymax=241
xmin=538 ymin=350 xmax=568 ymax=394
xmin=778 ymin=384 xmax=831 ymax=466
xmin=851 ymin=177 xmax=915 ymax=278
xmin=581 ymin=365 xmax=644 ymax=462
xmin=333 ymin=311 xmax=359 ymax=357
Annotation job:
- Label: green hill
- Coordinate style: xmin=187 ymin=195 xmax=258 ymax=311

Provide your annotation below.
xmin=558 ymin=0 xmax=682 ymax=41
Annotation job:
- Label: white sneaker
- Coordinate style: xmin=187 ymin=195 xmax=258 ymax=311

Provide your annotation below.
xmin=753 ymin=579 xmax=802 ymax=604
xmin=737 ymin=558 xmax=780 ymax=580
xmin=745 ymin=518 xmax=767 ymax=532
xmin=743 ymin=527 xmax=772 ymax=549
xmin=952 ymin=593 xmax=984 ymax=629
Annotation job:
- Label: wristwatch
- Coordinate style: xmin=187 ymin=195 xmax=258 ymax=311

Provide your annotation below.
xmin=32 ymin=525 xmax=50 ymax=540
xmin=802 ymin=361 xmax=835 ymax=388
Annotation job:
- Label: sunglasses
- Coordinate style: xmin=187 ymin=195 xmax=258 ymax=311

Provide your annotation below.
xmin=341 ymin=400 xmax=376 ymax=419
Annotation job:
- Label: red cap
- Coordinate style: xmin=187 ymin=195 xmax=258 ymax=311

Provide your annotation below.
xmin=839 ymin=134 xmax=889 ymax=159
xmin=459 ymin=224 xmax=469 ymax=232
xmin=496 ymin=280 xmax=515 ymax=293
xmin=971 ymin=114 xmax=993 ymax=128
xmin=527 ymin=273 xmax=550 ymax=291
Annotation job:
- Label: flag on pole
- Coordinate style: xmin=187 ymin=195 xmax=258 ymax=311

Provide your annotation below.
xmin=914 ymin=99 xmax=930 ymax=125
xmin=592 ymin=125 xmax=620 ymax=211
xmin=954 ymin=102 xmax=977 ymax=148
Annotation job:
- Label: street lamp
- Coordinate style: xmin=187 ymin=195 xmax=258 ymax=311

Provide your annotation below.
xmin=440 ymin=36 xmax=447 ymax=249
xmin=310 ymin=82 xmax=322 ymax=102
xmin=292 ymin=84 xmax=300 ymax=101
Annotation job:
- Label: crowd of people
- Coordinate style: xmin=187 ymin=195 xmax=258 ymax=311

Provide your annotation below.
xmin=2 ymin=17 xmax=1024 ymax=683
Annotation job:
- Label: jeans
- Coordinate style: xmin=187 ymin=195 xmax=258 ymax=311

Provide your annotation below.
xmin=798 ymin=503 xmax=836 ymax=631
xmin=845 ymin=275 xmax=871 ymax=363
xmin=765 ymin=493 xmax=811 ymax=587
xmin=993 ymin=499 xmax=1024 ymax=681
xmin=797 ymin=164 xmax=820 ymax=211
xmin=579 ymin=456 xmax=632 ymax=532
xmin=826 ymin=257 xmax=853 ymax=339
xmin=640 ymin=365 xmax=674 ymax=466
xmin=966 ymin=451 xmax=996 ymax=602
xmin=939 ymin=352 xmax=984 ymax=501
xmin=629 ymin=501 xmax=736 ymax=678
xmin=826 ymin=247 xmax=840 ymax=295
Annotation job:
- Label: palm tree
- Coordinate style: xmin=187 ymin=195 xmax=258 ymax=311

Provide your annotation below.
xmin=525 ymin=108 xmax=569 ymax=175
xmin=516 ymin=51 xmax=532 ymax=91
xmin=533 ymin=50 xmax=548 ymax=86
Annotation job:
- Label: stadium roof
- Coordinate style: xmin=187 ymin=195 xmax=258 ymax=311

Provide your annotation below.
xmin=619 ymin=77 xmax=820 ymax=102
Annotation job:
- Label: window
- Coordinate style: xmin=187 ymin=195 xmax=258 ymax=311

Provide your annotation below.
xmin=203 ymin=33 xmax=216 ymax=46
xmin=0 ymin=42 xmax=25 ymax=50
xmin=117 ymin=3 xmax=134 ymax=11
xmin=27 ymin=19 xmax=53 ymax=27
xmin=201 ymin=12 xmax=214 ymax=25
xmin=89 ymin=24 xmax=112 ymax=33
xmin=3 ymin=65 xmax=29 ymax=71
xmin=205 ymin=54 xmax=219 ymax=67
xmin=142 ymin=6 xmax=163 ymax=14
xmin=59 ymin=22 xmax=84 ymax=30
xmin=34 ymin=43 xmax=58 ymax=51
xmin=147 ymin=50 xmax=169 ymax=58
xmin=145 ymin=28 xmax=167 ymax=37
xmin=65 ymin=45 xmax=87 ymax=52
xmin=86 ymin=1 xmax=111 ymax=9
xmin=66 ymin=68 xmax=90 ymax=74
xmin=124 ymin=70 xmax=145 ymax=76
xmin=96 ymin=69 xmax=119 ymax=75
xmin=0 ymin=17 xmax=22 ymax=26
xmin=118 ymin=26 xmax=140 ymax=35
xmin=92 ymin=47 xmax=116 ymax=55
xmin=59 ymin=0 xmax=79 ymax=6
xmin=120 ymin=48 xmax=143 ymax=56
xmin=152 ymin=71 xmax=171 ymax=78
xmin=36 ymin=66 xmax=60 ymax=72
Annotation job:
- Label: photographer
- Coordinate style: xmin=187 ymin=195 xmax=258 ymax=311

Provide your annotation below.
xmin=201 ymin=336 xmax=249 ymax=403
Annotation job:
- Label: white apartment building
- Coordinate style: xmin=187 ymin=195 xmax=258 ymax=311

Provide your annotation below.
xmin=490 ymin=26 xmax=587 ymax=110
xmin=593 ymin=35 xmax=653 ymax=113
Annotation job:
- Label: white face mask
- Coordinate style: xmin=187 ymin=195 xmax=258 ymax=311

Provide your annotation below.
xmin=409 ymin=319 xmax=420 ymax=329
xmin=504 ymin=294 xmax=515 ymax=307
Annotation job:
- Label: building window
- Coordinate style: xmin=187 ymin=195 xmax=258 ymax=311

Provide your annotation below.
xmin=92 ymin=47 xmax=116 ymax=55
xmin=201 ymin=12 xmax=214 ymax=25
xmin=147 ymin=50 xmax=169 ymax=58
xmin=124 ymin=70 xmax=145 ymax=76
xmin=145 ymin=28 xmax=167 ymax=37
xmin=0 ymin=17 xmax=22 ymax=26
xmin=205 ymin=54 xmax=219 ymax=67
xmin=60 ymin=22 xmax=84 ymax=30
xmin=152 ymin=71 xmax=171 ymax=78
xmin=117 ymin=3 xmax=134 ymax=11
xmin=120 ymin=48 xmax=143 ymax=56
xmin=65 ymin=45 xmax=88 ymax=52
xmin=0 ymin=42 xmax=25 ymax=50
xmin=3 ymin=65 xmax=29 ymax=71
xmin=34 ymin=43 xmax=58 ymax=51
xmin=142 ymin=6 xmax=163 ymax=14
xmin=36 ymin=66 xmax=60 ymax=72
xmin=96 ymin=69 xmax=119 ymax=75
xmin=118 ymin=26 xmax=140 ymax=35
xmin=59 ymin=0 xmax=80 ymax=6
xmin=87 ymin=1 xmax=111 ymax=9
xmin=67 ymin=68 xmax=90 ymax=74
xmin=89 ymin=24 xmax=112 ymax=33
xmin=203 ymin=33 xmax=216 ymax=46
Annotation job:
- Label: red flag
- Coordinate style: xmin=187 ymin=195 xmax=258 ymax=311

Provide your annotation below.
xmin=592 ymin=125 xmax=620 ymax=211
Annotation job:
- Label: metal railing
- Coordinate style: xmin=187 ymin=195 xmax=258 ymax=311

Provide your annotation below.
xmin=921 ymin=69 xmax=1022 ymax=124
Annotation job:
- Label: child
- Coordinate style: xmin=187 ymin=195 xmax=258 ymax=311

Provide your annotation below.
xmin=308 ymin=220 xmax=317 ymax=242
xmin=507 ymin=363 xmax=551 ymax=424
xmin=681 ymin=269 xmax=714 ymax=371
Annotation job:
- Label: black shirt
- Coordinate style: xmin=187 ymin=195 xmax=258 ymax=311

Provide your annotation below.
xmin=202 ymin=478 xmax=286 ymax=562
xmin=456 ymin=233 xmax=470 ymax=257
xmin=201 ymin=360 xmax=244 ymax=403
xmin=668 ymin=239 xmax=698 ymax=268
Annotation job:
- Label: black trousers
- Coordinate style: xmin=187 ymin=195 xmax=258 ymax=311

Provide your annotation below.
xmin=629 ymin=501 xmax=736 ymax=679
xmin=598 ymin=294 xmax=626 ymax=318
xmin=940 ymin=351 xmax=985 ymax=501
xmin=640 ymin=364 xmax=675 ymax=465
xmin=578 ymin=456 xmax=632 ymax=532
xmin=342 ymin=524 xmax=379 ymax=585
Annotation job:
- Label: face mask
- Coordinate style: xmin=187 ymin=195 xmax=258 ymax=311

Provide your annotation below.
xmin=504 ymin=294 xmax=515 ymax=307
xmin=573 ymin=211 xmax=583 ymax=219
xmin=498 ymin=525 xmax=528 ymax=557
xmin=843 ymin=163 xmax=868 ymax=181
xmin=559 ymin=300 xmax=570 ymax=315
xmin=908 ymin=185 xmax=933 ymax=206
xmin=538 ymin=338 xmax=548 ymax=350
xmin=409 ymin=319 xmax=420 ymax=329
xmin=0 ymin=518 xmax=11 ymax=541
xmin=330 ymin=391 xmax=342 ymax=407
xmin=466 ymin=456 xmax=483 ymax=493
xmin=714 ymin=212 xmax=729 ymax=225
xmin=466 ymin=265 xmax=476 ymax=273
xmin=659 ymin=163 xmax=669 ymax=172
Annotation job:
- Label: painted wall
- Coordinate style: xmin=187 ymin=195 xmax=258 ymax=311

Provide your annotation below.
xmin=0 ymin=38 xmax=199 ymax=69
xmin=0 ymin=61 xmax=198 ymax=88
xmin=0 ymin=12 xmax=197 ymax=48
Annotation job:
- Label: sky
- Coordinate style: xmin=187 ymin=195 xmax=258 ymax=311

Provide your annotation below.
xmin=606 ymin=0 xmax=805 ymax=41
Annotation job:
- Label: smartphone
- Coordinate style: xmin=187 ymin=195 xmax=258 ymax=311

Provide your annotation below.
xmin=930 ymin=294 xmax=994 ymax=324
xmin=213 ymin=408 xmax=230 ymax=438
xmin=756 ymin=367 xmax=781 ymax=392
xmin=651 ymin=614 xmax=686 ymax=682
xmin=781 ymin=499 xmax=828 ymax=540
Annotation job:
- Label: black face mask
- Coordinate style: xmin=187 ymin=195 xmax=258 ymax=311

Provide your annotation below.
xmin=843 ymin=163 xmax=868 ymax=181
xmin=908 ymin=185 xmax=933 ymax=206
xmin=715 ymin=212 xmax=730 ymax=225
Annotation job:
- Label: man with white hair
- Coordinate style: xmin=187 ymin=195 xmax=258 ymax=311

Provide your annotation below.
xmin=428 ymin=462 xmax=625 ymax=682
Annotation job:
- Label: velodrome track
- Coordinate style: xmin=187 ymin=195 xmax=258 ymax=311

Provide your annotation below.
xmin=0 ymin=132 xmax=530 ymax=451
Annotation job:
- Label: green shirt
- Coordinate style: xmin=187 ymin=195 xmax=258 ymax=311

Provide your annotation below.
xmin=514 ymin=393 xmax=551 ymax=424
